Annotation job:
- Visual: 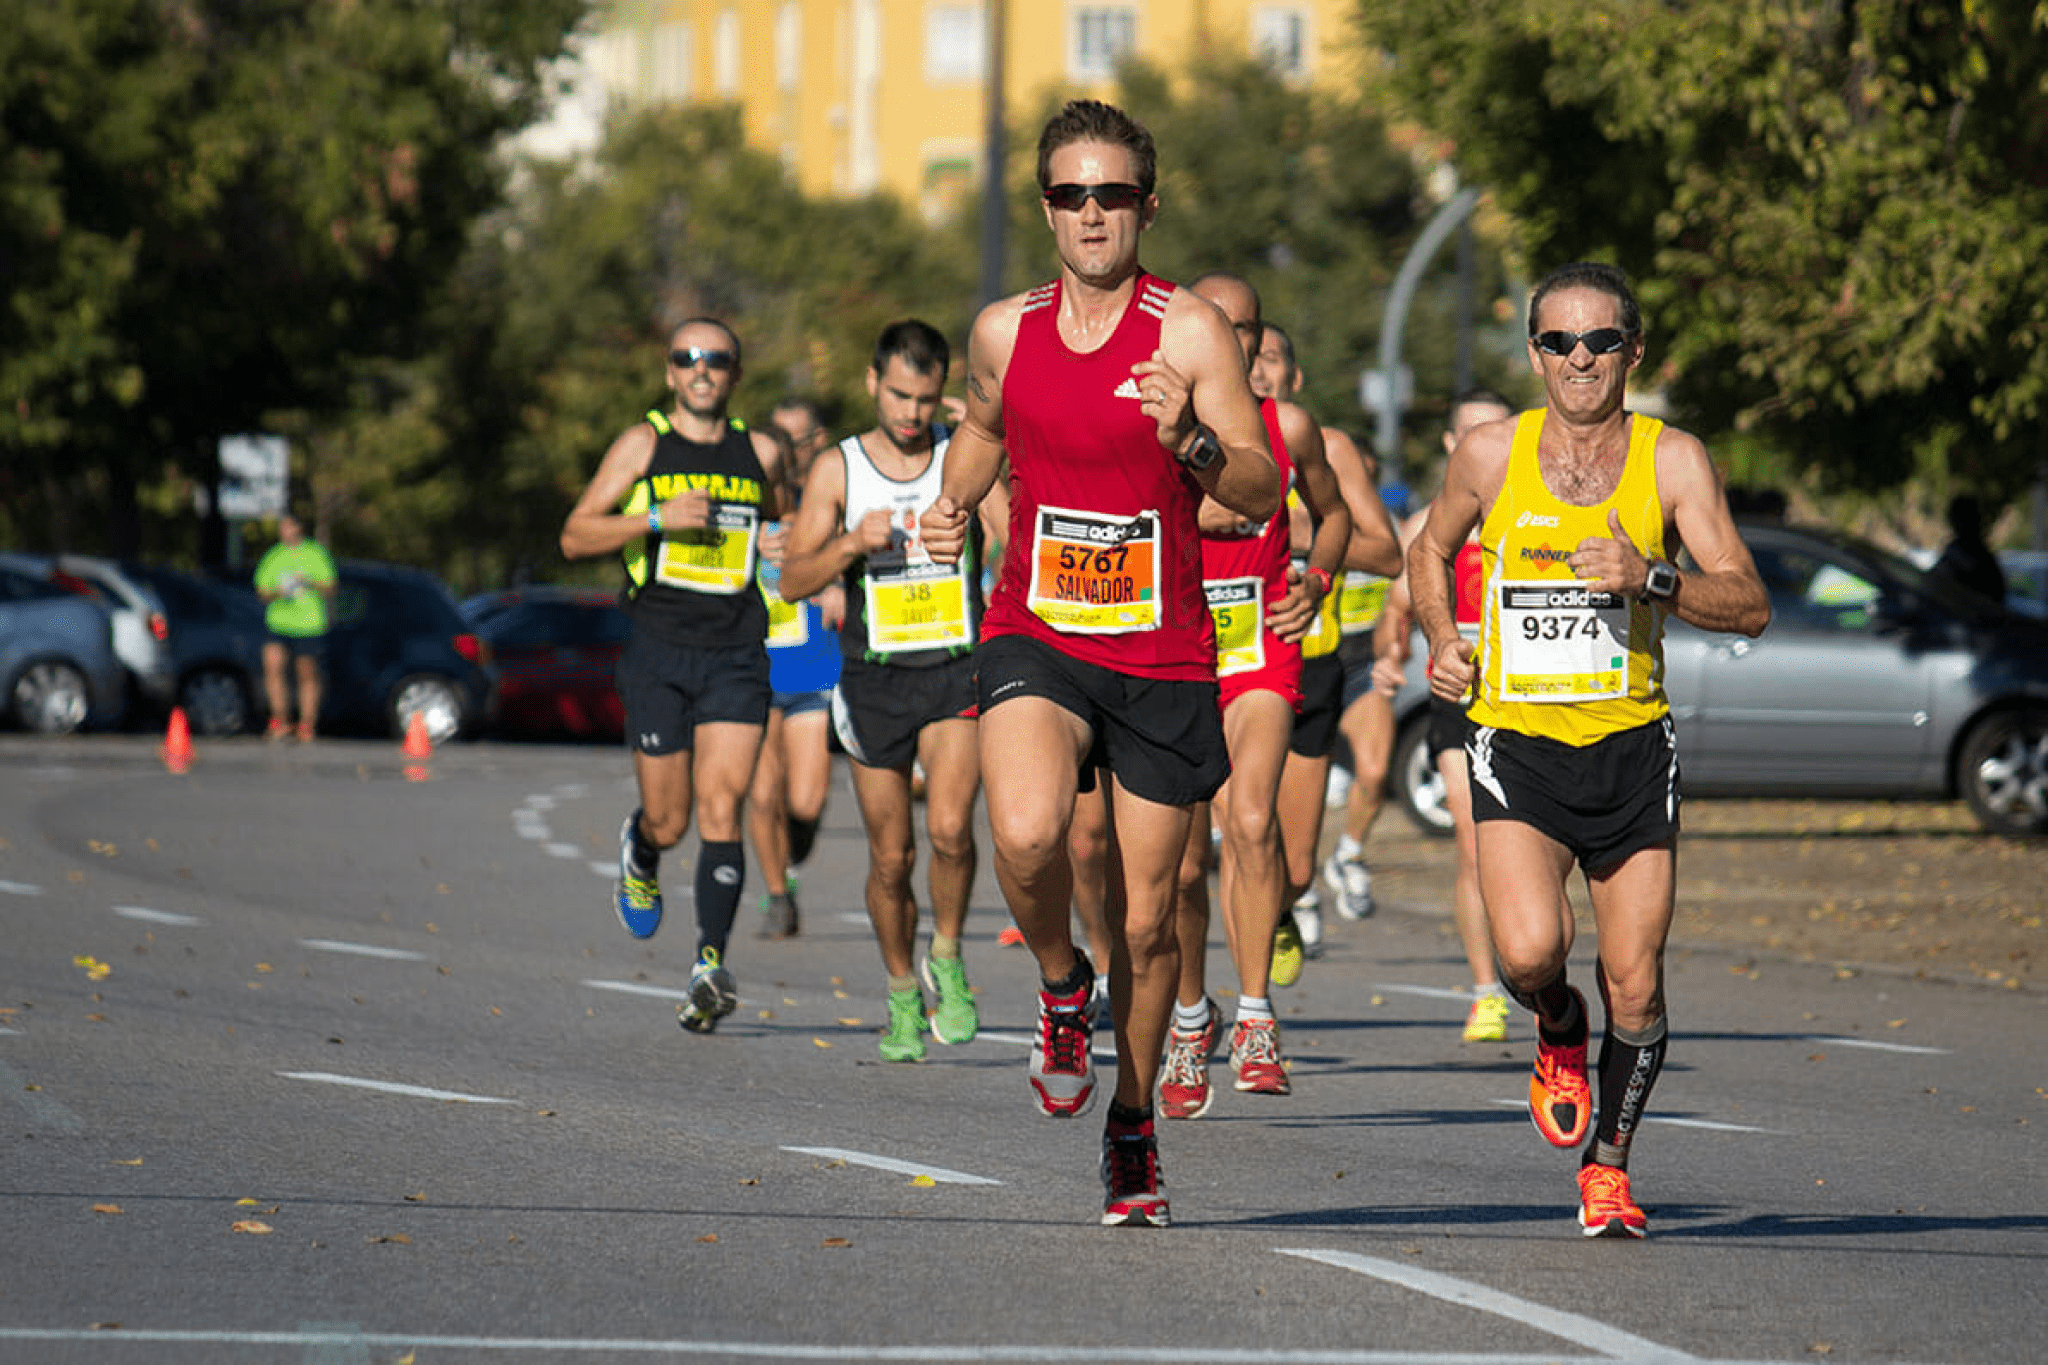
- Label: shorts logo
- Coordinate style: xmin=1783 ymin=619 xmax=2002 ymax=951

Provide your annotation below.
xmin=991 ymin=678 xmax=1028 ymax=697
xmin=1515 ymin=510 xmax=1561 ymax=529
xmin=639 ymin=731 xmax=662 ymax=749
xmin=712 ymin=865 xmax=741 ymax=887
xmin=1112 ymin=378 xmax=1143 ymax=400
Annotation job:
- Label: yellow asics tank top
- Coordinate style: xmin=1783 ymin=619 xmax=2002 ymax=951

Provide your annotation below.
xmin=1468 ymin=410 xmax=1670 ymax=746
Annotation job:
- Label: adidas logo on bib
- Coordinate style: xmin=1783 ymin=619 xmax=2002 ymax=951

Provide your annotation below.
xmin=1113 ymin=378 xmax=1143 ymax=400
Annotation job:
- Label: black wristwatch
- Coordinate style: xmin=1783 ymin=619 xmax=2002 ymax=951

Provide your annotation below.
xmin=1642 ymin=559 xmax=1680 ymax=602
xmin=1175 ymin=424 xmax=1223 ymax=472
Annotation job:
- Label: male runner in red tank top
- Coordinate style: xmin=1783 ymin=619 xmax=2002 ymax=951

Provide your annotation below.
xmin=921 ymin=100 xmax=1279 ymax=1228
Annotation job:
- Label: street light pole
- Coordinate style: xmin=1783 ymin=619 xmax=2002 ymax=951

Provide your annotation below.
xmin=978 ymin=0 xmax=1007 ymax=306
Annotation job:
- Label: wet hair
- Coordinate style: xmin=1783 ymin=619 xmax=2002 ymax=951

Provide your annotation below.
xmin=1036 ymin=99 xmax=1157 ymax=196
xmin=870 ymin=319 xmax=950 ymax=380
xmin=1526 ymin=262 xmax=1641 ymax=338
xmin=670 ymin=316 xmax=742 ymax=364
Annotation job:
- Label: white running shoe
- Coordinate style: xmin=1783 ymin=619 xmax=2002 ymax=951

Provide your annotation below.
xmin=1323 ymin=851 xmax=1374 ymax=921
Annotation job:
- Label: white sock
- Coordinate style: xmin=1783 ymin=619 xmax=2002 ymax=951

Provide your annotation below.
xmin=1173 ymin=999 xmax=1210 ymax=1030
xmin=1334 ymin=834 xmax=1362 ymax=863
xmin=1236 ymin=995 xmax=1273 ymax=1023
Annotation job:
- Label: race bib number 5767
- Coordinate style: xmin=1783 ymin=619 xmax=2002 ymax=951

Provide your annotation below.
xmin=1026 ymin=506 xmax=1162 ymax=633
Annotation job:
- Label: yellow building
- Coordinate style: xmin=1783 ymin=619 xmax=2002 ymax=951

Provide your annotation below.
xmin=583 ymin=1 xmax=1361 ymax=216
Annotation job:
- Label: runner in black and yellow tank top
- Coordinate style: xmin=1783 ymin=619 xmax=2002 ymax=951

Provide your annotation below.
xmin=1407 ymin=263 xmax=1770 ymax=1240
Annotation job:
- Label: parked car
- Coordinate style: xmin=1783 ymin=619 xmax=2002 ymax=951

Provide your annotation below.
xmin=465 ymin=587 xmax=629 ymax=741
xmin=311 ymin=562 xmax=494 ymax=742
xmin=0 ymin=552 xmax=177 ymax=714
xmin=1383 ymin=521 xmax=2048 ymax=837
xmin=2001 ymin=550 xmax=2047 ymax=619
xmin=0 ymin=556 xmax=129 ymax=733
xmin=123 ymin=563 xmax=268 ymax=737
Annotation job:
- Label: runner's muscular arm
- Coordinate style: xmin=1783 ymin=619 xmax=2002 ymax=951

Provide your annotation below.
xmin=1411 ymin=424 xmax=1508 ymax=701
xmin=560 ymin=423 xmax=664 ymax=560
xmin=1267 ymin=403 xmax=1349 ymax=643
xmin=1373 ymin=506 xmax=1432 ymax=679
xmin=1145 ymin=294 xmax=1279 ymax=522
xmin=1324 ymin=427 xmax=1402 ymax=578
xmin=923 ymin=298 xmax=1020 ymax=566
xmin=752 ymin=429 xmax=787 ymax=523
xmin=777 ymin=448 xmax=861 ymax=602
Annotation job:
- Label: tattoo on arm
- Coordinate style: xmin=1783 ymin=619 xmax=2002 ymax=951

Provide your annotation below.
xmin=968 ymin=373 xmax=992 ymax=403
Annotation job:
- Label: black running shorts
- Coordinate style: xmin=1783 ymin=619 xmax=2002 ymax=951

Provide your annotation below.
xmin=615 ymin=631 xmax=770 ymax=757
xmin=1338 ymin=630 xmax=1379 ymax=711
xmin=830 ymin=653 xmax=977 ymax=770
xmin=974 ymin=633 xmax=1228 ymax=807
xmin=1426 ymin=694 xmax=1471 ymax=764
xmin=1289 ymin=653 xmax=1344 ymax=759
xmin=1466 ymin=715 xmax=1680 ymax=872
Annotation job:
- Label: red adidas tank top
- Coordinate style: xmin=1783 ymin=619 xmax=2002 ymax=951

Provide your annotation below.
xmin=985 ymin=273 xmax=1216 ymax=679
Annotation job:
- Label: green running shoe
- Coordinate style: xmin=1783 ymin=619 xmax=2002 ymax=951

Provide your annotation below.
xmin=921 ymin=954 xmax=980 ymax=1045
xmin=879 ymin=986 xmax=927 ymax=1062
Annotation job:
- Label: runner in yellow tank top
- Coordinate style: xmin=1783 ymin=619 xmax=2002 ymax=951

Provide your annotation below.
xmin=1407 ymin=262 xmax=1770 ymax=1241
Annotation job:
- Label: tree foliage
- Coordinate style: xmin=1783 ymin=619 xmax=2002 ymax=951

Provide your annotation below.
xmin=1352 ymin=0 xmax=2048 ymax=505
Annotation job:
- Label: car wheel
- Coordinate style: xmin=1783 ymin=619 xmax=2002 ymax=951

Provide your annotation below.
xmin=181 ymin=668 xmax=252 ymax=737
xmin=1959 ymin=709 xmax=2048 ymax=836
xmin=11 ymin=661 xmax=91 ymax=735
xmin=1392 ymin=710 xmax=1453 ymax=837
xmin=390 ymin=674 xmax=466 ymax=744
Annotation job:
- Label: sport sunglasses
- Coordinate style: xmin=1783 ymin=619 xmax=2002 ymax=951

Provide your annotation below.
xmin=1531 ymin=327 xmax=1638 ymax=357
xmin=1043 ymin=182 xmax=1147 ymax=213
xmin=669 ymin=347 xmax=737 ymax=371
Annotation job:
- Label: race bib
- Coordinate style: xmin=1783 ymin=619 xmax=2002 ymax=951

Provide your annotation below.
xmin=866 ymin=556 xmax=972 ymax=653
xmin=1338 ymin=575 xmax=1390 ymax=634
xmin=764 ymin=592 xmax=808 ymax=647
xmin=1205 ymin=577 xmax=1265 ymax=676
xmin=1496 ymin=579 xmax=1630 ymax=703
xmin=1026 ymin=506 xmax=1161 ymax=633
xmin=655 ymin=505 xmax=758 ymax=595
xmin=1301 ymin=565 xmax=1341 ymax=659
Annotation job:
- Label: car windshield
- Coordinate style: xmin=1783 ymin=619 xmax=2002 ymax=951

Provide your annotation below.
xmin=1830 ymin=532 xmax=2012 ymax=621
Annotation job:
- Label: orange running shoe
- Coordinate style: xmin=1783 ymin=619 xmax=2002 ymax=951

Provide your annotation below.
xmin=996 ymin=923 xmax=1026 ymax=948
xmin=1529 ymin=987 xmax=1591 ymax=1147
xmin=1576 ymin=1162 xmax=1647 ymax=1239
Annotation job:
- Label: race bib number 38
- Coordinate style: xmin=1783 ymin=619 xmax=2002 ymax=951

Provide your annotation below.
xmin=656 ymin=505 xmax=758 ymax=595
xmin=1027 ymin=506 xmax=1161 ymax=633
xmin=1497 ymin=579 xmax=1630 ymax=703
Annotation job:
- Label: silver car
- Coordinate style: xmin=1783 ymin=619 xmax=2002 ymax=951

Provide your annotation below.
xmin=0 ymin=557 xmax=129 ymax=733
xmin=1385 ymin=522 xmax=2048 ymax=837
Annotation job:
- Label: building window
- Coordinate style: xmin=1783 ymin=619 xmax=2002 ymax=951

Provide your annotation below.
xmin=1251 ymin=7 xmax=1308 ymax=80
xmin=714 ymin=9 xmax=739 ymax=97
xmin=775 ymin=4 xmax=801 ymax=92
xmin=925 ymin=4 xmax=985 ymax=84
xmin=650 ymin=23 xmax=692 ymax=103
xmin=1070 ymin=5 xmax=1135 ymax=83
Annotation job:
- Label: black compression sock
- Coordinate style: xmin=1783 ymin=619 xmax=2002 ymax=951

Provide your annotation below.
xmin=693 ymin=840 xmax=745 ymax=958
xmin=786 ymin=815 xmax=819 ymax=867
xmin=628 ymin=809 xmax=661 ymax=874
xmin=1504 ymin=969 xmax=1582 ymax=1041
xmin=1587 ymin=1016 xmax=1668 ymax=1168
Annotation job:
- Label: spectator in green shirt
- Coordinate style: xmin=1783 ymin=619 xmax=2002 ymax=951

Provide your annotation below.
xmin=254 ymin=513 xmax=337 ymax=741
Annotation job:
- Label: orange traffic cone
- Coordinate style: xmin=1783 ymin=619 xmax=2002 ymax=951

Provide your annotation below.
xmin=162 ymin=706 xmax=194 ymax=774
xmin=402 ymin=710 xmax=433 ymax=781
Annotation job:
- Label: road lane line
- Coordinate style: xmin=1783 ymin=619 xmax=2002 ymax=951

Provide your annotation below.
xmin=1484 ymin=1099 xmax=1773 ymax=1134
xmin=782 ymin=1146 xmax=1003 ymax=1186
xmin=0 ymin=880 xmax=44 ymax=896
xmin=1277 ymin=1249 xmax=1696 ymax=1363
xmin=973 ymin=1030 xmax=1119 ymax=1063
xmin=583 ymin=979 xmax=694 ymax=1003
xmin=1375 ymin=983 xmax=1481 ymax=1003
xmin=299 ymin=939 xmax=429 ymax=962
xmin=279 ymin=1072 xmax=517 ymax=1105
xmin=1802 ymin=1035 xmax=1949 ymax=1055
xmin=545 ymin=842 xmax=584 ymax=859
xmin=114 ymin=906 xmax=204 ymax=926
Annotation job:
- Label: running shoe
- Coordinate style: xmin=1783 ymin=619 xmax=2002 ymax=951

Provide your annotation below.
xmin=1271 ymin=915 xmax=1305 ymax=988
xmin=614 ymin=812 xmax=663 ymax=939
xmin=264 ymin=717 xmax=290 ymax=742
xmin=677 ymin=947 xmax=739 ymax=1035
xmin=1092 ymin=979 xmax=1114 ymax=1031
xmin=878 ymin=986 xmax=927 ymax=1062
xmin=996 ymin=923 xmax=1026 ymax=948
xmin=757 ymin=891 xmax=799 ymax=939
xmin=1157 ymin=998 xmax=1220 ymax=1120
xmin=921 ymin=954 xmax=979 ymax=1046
xmin=1029 ymin=956 xmax=1097 ymax=1118
xmin=294 ymin=720 xmax=316 ymax=743
xmin=1229 ymin=1017 xmax=1290 ymax=1095
xmin=1576 ymin=1162 xmax=1648 ymax=1239
xmin=1293 ymin=891 xmax=1325 ymax=959
xmin=1322 ymin=851 xmax=1375 ymax=920
xmin=1529 ymin=987 xmax=1592 ymax=1146
xmin=1100 ymin=1110 xmax=1169 ymax=1227
xmin=1463 ymin=990 xmax=1511 ymax=1044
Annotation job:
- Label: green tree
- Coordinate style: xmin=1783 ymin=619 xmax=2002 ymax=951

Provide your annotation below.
xmin=0 ymin=0 xmax=584 ymax=561
xmin=1352 ymin=0 xmax=2048 ymax=506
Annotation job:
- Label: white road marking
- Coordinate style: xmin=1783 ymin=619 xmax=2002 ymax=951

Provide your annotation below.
xmin=1277 ymin=1249 xmax=1696 ymax=1363
xmin=1375 ymin=983 xmax=1480 ymax=1004
xmin=973 ymin=1029 xmax=1118 ymax=1063
xmin=114 ymin=906 xmax=203 ymax=926
xmin=0 ymin=1062 xmax=85 ymax=1132
xmin=1802 ymin=1035 xmax=1950 ymax=1056
xmin=583 ymin=979 xmax=694 ymax=1003
xmin=524 ymin=794 xmax=557 ymax=811
xmin=1484 ymin=1099 xmax=1774 ymax=1134
xmin=298 ymin=939 xmax=428 ymax=962
xmin=782 ymin=1145 xmax=1003 ymax=1186
xmin=514 ymin=824 xmax=549 ymax=841
xmin=545 ymin=842 xmax=584 ymax=858
xmin=588 ymin=860 xmax=614 ymax=878
xmin=0 ymin=880 xmax=44 ymax=896
xmin=279 ymin=1072 xmax=517 ymax=1105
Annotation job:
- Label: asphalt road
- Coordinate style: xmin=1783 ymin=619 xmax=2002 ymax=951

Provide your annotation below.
xmin=2 ymin=735 xmax=2041 ymax=1364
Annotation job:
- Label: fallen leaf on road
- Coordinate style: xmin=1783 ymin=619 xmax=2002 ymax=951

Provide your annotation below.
xmin=73 ymin=955 xmax=111 ymax=982
xmin=697 ymin=1234 xmax=719 ymax=1243
xmin=404 ymin=1192 xmax=427 ymax=1202
xmin=368 ymin=1233 xmax=412 ymax=1245
xmin=836 ymin=1017 xmax=863 ymax=1027
xmin=112 ymin=1159 xmax=142 ymax=1167
xmin=910 ymin=1175 xmax=936 ymax=1187
xmin=235 ymin=1198 xmax=264 ymax=1207
xmin=739 ymin=1177 xmax=759 ymax=1186
xmin=231 ymin=1220 xmax=273 ymax=1235
xmin=821 ymin=1237 xmax=851 ymax=1248
xmin=93 ymin=1204 xmax=123 ymax=1215
xmin=813 ymin=1038 xmax=832 ymax=1048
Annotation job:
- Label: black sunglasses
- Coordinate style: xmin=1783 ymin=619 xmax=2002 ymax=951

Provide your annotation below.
xmin=1532 ymin=328 xmax=1637 ymax=357
xmin=670 ymin=347 xmax=737 ymax=371
xmin=1043 ymin=182 xmax=1146 ymax=213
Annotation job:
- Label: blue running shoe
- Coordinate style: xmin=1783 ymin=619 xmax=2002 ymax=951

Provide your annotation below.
xmin=615 ymin=812 xmax=662 ymax=939
xmin=679 ymin=947 xmax=739 ymax=1035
